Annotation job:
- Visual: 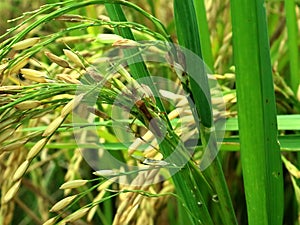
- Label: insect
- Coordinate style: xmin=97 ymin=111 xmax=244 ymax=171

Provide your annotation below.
xmin=134 ymin=99 xmax=164 ymax=138
xmin=87 ymin=106 xmax=110 ymax=120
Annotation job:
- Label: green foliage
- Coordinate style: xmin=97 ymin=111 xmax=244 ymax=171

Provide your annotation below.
xmin=231 ymin=0 xmax=284 ymax=224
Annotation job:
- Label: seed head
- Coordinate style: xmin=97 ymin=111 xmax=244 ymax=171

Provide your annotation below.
xmin=11 ymin=37 xmax=40 ymax=50
xmin=42 ymin=116 xmax=65 ymax=137
xmin=63 ymin=207 xmax=90 ymax=222
xmin=45 ymin=51 xmax=70 ymax=68
xmin=42 ymin=218 xmax=56 ymax=225
xmin=15 ymin=100 xmax=42 ymax=110
xmin=63 ymin=49 xmax=85 ymax=69
xmin=26 ymin=138 xmax=48 ymax=160
xmin=3 ymin=180 xmax=22 ymax=203
xmin=50 ymin=195 xmax=77 ymax=212
xmin=61 ymin=94 xmax=84 ymax=117
xmin=59 ymin=179 xmax=88 ymax=189
xmin=13 ymin=160 xmax=30 ymax=181
xmin=9 ymin=58 xmax=29 ymax=75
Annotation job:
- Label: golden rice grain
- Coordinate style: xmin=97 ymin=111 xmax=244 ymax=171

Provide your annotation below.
xmin=87 ymin=205 xmax=98 ymax=222
xmin=63 ymin=49 xmax=85 ymax=69
xmin=87 ymin=187 xmax=111 ymax=221
xmin=20 ymin=68 xmax=50 ymax=83
xmin=0 ymin=139 xmax=28 ymax=153
xmin=15 ymin=100 xmax=42 ymax=110
xmin=61 ymin=94 xmax=84 ymax=117
xmin=11 ymin=37 xmax=40 ymax=50
xmin=42 ymin=116 xmax=65 ymax=137
xmin=56 ymin=74 xmax=81 ymax=84
xmin=112 ymin=39 xmax=139 ymax=48
xmin=62 ymin=149 xmax=83 ymax=195
xmin=98 ymin=15 xmax=111 ymax=22
xmin=87 ymin=190 xmax=106 ymax=221
xmin=97 ymin=177 xmax=118 ymax=191
xmin=3 ymin=180 xmax=22 ymax=204
xmin=97 ymin=34 xmax=123 ymax=44
xmin=59 ymin=179 xmax=88 ymax=189
xmin=0 ymin=118 xmax=15 ymax=131
xmin=0 ymin=62 xmax=9 ymax=73
xmin=56 ymin=221 xmax=66 ymax=225
xmin=132 ymin=194 xmax=142 ymax=207
xmin=20 ymin=68 xmax=45 ymax=77
xmin=167 ymin=109 xmax=180 ymax=120
xmin=63 ymin=207 xmax=89 ymax=222
xmin=176 ymin=98 xmax=189 ymax=107
xmin=144 ymin=148 xmax=159 ymax=159
xmin=3 ymin=167 xmax=13 ymax=181
xmin=112 ymin=206 xmax=122 ymax=225
xmin=128 ymin=131 xmax=154 ymax=155
xmin=49 ymin=195 xmax=77 ymax=212
xmin=28 ymin=58 xmax=47 ymax=68
xmin=93 ymin=170 xmax=117 ymax=177
xmin=0 ymin=129 xmax=14 ymax=143
xmin=22 ymin=74 xmax=49 ymax=83
xmin=42 ymin=217 xmax=56 ymax=225
xmin=13 ymin=160 xmax=30 ymax=181
xmin=223 ymin=93 xmax=236 ymax=103
xmin=124 ymin=204 xmax=139 ymax=224
xmin=45 ymin=51 xmax=70 ymax=68
xmin=0 ymin=86 xmax=22 ymax=92
xmin=9 ymin=58 xmax=29 ymax=74
xmin=26 ymin=138 xmax=48 ymax=160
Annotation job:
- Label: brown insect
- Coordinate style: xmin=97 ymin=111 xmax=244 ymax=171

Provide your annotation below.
xmin=135 ymin=99 xmax=163 ymax=138
xmin=87 ymin=106 xmax=110 ymax=120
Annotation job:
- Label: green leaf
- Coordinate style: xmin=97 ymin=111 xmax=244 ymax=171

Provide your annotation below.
xmin=231 ymin=0 xmax=284 ymax=224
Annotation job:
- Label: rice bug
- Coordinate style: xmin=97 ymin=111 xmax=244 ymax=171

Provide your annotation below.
xmin=134 ymin=99 xmax=165 ymax=138
xmin=87 ymin=106 xmax=110 ymax=120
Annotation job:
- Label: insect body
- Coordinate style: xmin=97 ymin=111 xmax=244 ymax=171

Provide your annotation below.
xmin=135 ymin=99 xmax=164 ymax=138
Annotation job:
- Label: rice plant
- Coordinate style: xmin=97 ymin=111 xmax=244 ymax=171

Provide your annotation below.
xmin=0 ymin=1 xmax=299 ymax=225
